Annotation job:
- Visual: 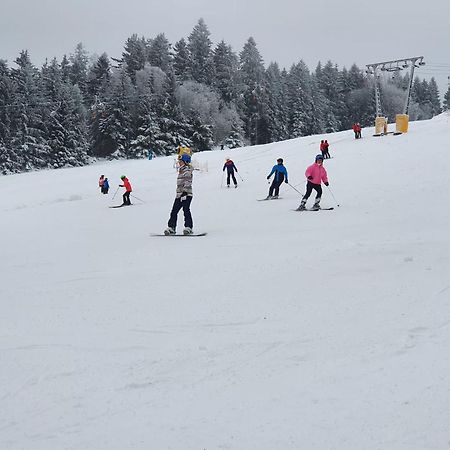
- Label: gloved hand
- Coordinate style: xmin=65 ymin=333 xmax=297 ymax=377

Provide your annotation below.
xmin=324 ymin=182 xmax=329 ymax=186
xmin=180 ymin=192 xmax=187 ymax=201
xmin=307 ymin=176 xmax=313 ymax=180
xmin=267 ymin=176 xmax=270 ymax=180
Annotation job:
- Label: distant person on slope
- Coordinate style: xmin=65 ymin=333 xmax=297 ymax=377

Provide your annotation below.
xmin=165 ymin=154 xmax=194 ymax=235
xmin=102 ymin=177 xmax=109 ymax=194
xmin=320 ymin=140 xmax=326 ymax=158
xmin=296 ymin=154 xmax=329 ymax=211
xmin=119 ymin=175 xmax=132 ymax=206
xmin=353 ymin=123 xmax=362 ymax=139
xmin=99 ymin=175 xmax=105 ymax=193
xmin=266 ymin=158 xmax=288 ymax=199
xmin=323 ymin=140 xmax=331 ymax=159
xmin=223 ymin=158 xmax=238 ymax=188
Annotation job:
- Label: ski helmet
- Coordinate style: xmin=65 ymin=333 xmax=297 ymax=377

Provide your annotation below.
xmin=315 ymin=154 xmax=324 ymax=161
xmin=181 ymin=154 xmax=191 ymax=163
xmin=120 ymin=175 xmax=126 ymax=179
xmin=277 ymin=158 xmax=283 ymax=163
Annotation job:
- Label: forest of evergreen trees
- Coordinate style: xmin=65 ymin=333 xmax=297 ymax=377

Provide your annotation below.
xmin=0 ymin=18 xmax=447 ymax=174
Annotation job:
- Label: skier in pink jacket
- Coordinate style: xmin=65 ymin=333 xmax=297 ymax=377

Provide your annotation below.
xmin=296 ymin=154 xmax=329 ymax=210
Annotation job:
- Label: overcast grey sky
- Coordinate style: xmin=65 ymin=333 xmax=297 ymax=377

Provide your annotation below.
xmin=1 ymin=0 xmax=449 ymax=95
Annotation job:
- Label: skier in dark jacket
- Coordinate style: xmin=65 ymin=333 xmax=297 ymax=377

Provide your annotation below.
xmin=102 ymin=177 xmax=109 ymax=194
xmin=266 ymin=158 xmax=288 ymax=199
xmin=223 ymin=158 xmax=238 ymax=188
xmin=323 ymin=140 xmax=331 ymax=159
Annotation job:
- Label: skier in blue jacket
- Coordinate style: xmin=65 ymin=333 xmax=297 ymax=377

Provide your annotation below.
xmin=266 ymin=158 xmax=288 ymax=199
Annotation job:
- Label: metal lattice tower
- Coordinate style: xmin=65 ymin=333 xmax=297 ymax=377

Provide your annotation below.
xmin=366 ymin=56 xmax=425 ymax=116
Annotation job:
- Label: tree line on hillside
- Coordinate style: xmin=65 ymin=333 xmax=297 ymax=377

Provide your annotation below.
xmin=0 ymin=18 xmax=446 ymax=174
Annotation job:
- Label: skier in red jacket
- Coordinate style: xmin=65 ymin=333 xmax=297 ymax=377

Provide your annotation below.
xmin=119 ymin=175 xmax=132 ymax=206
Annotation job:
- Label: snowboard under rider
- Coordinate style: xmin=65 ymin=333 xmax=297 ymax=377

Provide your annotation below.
xmin=165 ymin=154 xmax=194 ymax=235
xmin=296 ymin=154 xmax=329 ymax=211
xmin=266 ymin=158 xmax=288 ymax=199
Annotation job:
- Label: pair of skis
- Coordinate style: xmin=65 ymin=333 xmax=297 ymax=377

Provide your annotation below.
xmin=150 ymin=232 xmax=207 ymax=237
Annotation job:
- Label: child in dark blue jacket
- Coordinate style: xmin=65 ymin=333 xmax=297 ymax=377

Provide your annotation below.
xmin=266 ymin=158 xmax=288 ymax=199
xmin=223 ymin=158 xmax=238 ymax=188
xmin=102 ymin=177 xmax=109 ymax=194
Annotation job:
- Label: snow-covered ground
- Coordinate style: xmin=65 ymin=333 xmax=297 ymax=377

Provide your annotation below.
xmin=1 ymin=115 xmax=450 ymax=450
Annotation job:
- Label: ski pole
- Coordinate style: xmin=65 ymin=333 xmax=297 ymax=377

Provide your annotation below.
xmin=221 ymin=172 xmax=224 ymax=188
xmin=130 ymin=194 xmax=146 ymax=203
xmin=111 ymin=186 xmax=120 ymax=201
xmin=287 ymin=182 xmax=303 ymax=196
xmin=237 ymin=172 xmax=244 ymax=182
xmin=326 ymin=185 xmax=340 ymax=207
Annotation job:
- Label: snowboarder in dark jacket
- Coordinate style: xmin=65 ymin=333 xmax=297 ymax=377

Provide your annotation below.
xmin=266 ymin=158 xmax=288 ymax=199
xmin=223 ymin=158 xmax=238 ymax=188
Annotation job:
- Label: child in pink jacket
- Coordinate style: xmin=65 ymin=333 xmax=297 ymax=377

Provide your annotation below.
xmin=296 ymin=154 xmax=329 ymax=210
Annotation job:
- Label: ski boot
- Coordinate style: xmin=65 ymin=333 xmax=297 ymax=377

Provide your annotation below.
xmin=311 ymin=198 xmax=321 ymax=211
xmin=296 ymin=200 xmax=306 ymax=211
xmin=164 ymin=227 xmax=176 ymax=235
xmin=272 ymin=195 xmax=279 ymax=199
xmin=183 ymin=227 xmax=193 ymax=235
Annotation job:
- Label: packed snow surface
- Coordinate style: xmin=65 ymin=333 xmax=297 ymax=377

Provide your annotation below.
xmin=1 ymin=115 xmax=450 ymax=449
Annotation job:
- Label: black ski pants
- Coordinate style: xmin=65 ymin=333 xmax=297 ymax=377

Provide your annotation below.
xmin=303 ymin=181 xmax=322 ymax=200
xmin=269 ymin=179 xmax=283 ymax=197
xmin=123 ymin=191 xmax=131 ymax=205
xmin=226 ymin=171 xmax=237 ymax=186
xmin=168 ymin=196 xmax=193 ymax=229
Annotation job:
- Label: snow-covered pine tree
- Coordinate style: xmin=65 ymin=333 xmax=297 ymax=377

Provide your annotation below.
xmin=286 ymin=61 xmax=313 ymax=137
xmin=92 ymin=67 xmax=135 ymax=158
xmin=339 ymin=65 xmax=366 ymax=129
xmin=212 ymin=40 xmax=238 ymax=104
xmin=308 ymin=74 xmax=328 ymax=135
xmin=238 ymin=37 xmax=267 ymax=145
xmin=428 ymin=78 xmax=442 ymax=116
xmin=223 ymin=120 xmax=244 ymax=149
xmin=129 ymin=65 xmax=166 ymax=157
xmin=172 ymin=38 xmax=191 ymax=83
xmin=188 ymin=110 xmax=213 ymax=151
xmin=41 ymin=58 xmax=89 ymax=168
xmin=9 ymin=51 xmax=49 ymax=171
xmin=147 ymin=33 xmax=172 ymax=74
xmin=265 ymin=62 xmax=289 ymax=142
xmin=187 ymin=18 xmax=214 ymax=86
xmin=156 ymin=70 xmax=191 ymax=155
xmin=0 ymin=60 xmax=13 ymax=146
xmin=315 ymin=61 xmax=343 ymax=132
xmin=444 ymin=84 xmax=450 ymax=111
xmin=87 ymin=53 xmax=111 ymax=104
xmin=69 ymin=43 xmax=89 ymax=97
xmin=122 ymin=34 xmax=148 ymax=84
